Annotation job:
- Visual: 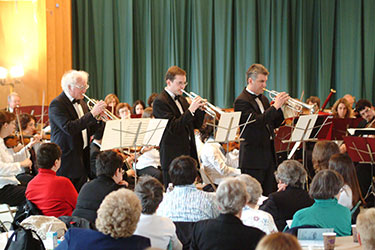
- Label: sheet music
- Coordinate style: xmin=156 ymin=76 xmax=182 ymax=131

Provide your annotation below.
xmin=101 ymin=118 xmax=168 ymax=151
xmin=290 ymin=114 xmax=318 ymax=141
xmin=215 ymin=112 xmax=241 ymax=142
xmin=143 ymin=119 xmax=168 ymax=146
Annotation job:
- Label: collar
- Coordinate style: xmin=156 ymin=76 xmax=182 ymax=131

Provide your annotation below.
xmin=165 ymin=88 xmax=177 ymax=100
xmin=63 ymin=89 xmax=75 ymax=102
xmin=92 ymin=140 xmax=101 ymax=148
xmin=216 ymin=213 xmax=243 ymax=224
xmin=246 ymin=87 xmax=259 ymax=97
xmin=314 ymin=198 xmax=338 ymax=204
xmin=38 ymin=168 xmax=57 ymax=175
xmin=174 ymin=184 xmax=196 ymax=189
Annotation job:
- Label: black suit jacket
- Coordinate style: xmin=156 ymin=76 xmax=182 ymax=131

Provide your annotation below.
xmin=49 ymin=92 xmax=101 ymax=179
xmin=259 ymin=186 xmax=315 ymax=231
xmin=234 ymin=88 xmax=284 ymax=170
xmin=153 ymin=90 xmax=204 ymax=170
xmin=190 ymin=213 xmax=265 ymax=250
xmin=72 ymin=175 xmax=124 ymax=223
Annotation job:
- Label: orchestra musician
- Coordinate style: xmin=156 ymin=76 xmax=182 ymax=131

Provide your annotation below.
xmin=331 ymin=98 xmax=353 ymax=119
xmin=355 ymin=99 xmax=375 ymax=128
xmin=153 ymin=66 xmax=205 ymax=187
xmin=234 ymin=64 xmax=289 ymax=195
xmin=49 ymin=70 xmax=107 ymax=192
xmin=6 ymin=92 xmax=21 ymax=113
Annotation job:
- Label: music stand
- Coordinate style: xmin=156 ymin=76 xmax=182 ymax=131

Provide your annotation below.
xmin=101 ymin=118 xmax=168 ymax=182
xmin=343 ymin=136 xmax=375 ymax=200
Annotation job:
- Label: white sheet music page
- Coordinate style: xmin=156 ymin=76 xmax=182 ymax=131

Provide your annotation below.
xmin=143 ymin=119 xmax=168 ymax=146
xmin=215 ymin=112 xmax=241 ymax=142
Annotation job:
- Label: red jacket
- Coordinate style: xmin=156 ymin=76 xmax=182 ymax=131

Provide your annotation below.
xmin=26 ymin=168 xmax=78 ymax=217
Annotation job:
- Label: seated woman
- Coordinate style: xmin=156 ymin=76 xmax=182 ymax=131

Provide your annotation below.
xmin=259 ymin=160 xmax=314 ymax=231
xmin=331 ymin=98 xmax=353 ymax=118
xmin=72 ymin=150 xmax=127 ymax=223
xmin=236 ymin=174 xmax=277 ymax=234
xmin=116 ymin=102 xmax=132 ymax=119
xmin=190 ymin=178 xmax=265 ymax=250
xmin=312 ymin=141 xmax=340 ymax=173
xmin=56 ymin=189 xmax=151 ymax=250
xmin=329 ymin=153 xmax=364 ymax=210
xmin=290 ymin=169 xmax=351 ymax=236
xmin=104 ymin=93 xmax=120 ymax=115
xmin=134 ymin=176 xmax=182 ymax=250
xmin=25 ymin=143 xmax=78 ymax=217
xmin=237 ymin=174 xmax=277 ymax=234
xmin=132 ymin=100 xmax=146 ymax=117
xmin=199 ymin=115 xmax=240 ymax=186
xmin=0 ymin=111 xmax=34 ymax=209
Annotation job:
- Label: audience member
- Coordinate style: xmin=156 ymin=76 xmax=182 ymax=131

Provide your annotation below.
xmin=116 ymin=102 xmax=132 ymax=119
xmin=133 ymin=100 xmax=146 ymax=116
xmin=356 ymin=208 xmax=375 ymax=250
xmin=157 ymin=156 xmax=219 ymax=222
xmin=0 ymin=111 xmax=33 ymax=210
xmin=56 ymin=189 xmax=151 ymax=250
xmin=329 ymin=153 xmax=364 ymax=210
xmin=25 ymin=143 xmax=78 ymax=217
xmin=290 ymin=169 xmax=351 ymax=236
xmin=72 ymin=150 xmax=127 ymax=223
xmin=260 ymin=160 xmax=314 ymax=231
xmin=134 ymin=176 xmax=182 ymax=250
xmin=190 ymin=177 xmax=265 ymax=250
xmin=312 ymin=141 xmax=340 ymax=173
xmin=331 ymin=98 xmax=353 ymax=118
xmin=237 ymin=174 xmax=277 ymax=234
xmin=255 ymin=232 xmax=302 ymax=250
xmin=199 ymin=114 xmax=240 ymax=186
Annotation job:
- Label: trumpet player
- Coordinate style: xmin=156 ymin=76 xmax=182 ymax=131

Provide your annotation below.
xmin=234 ymin=64 xmax=289 ymax=195
xmin=49 ymin=70 xmax=107 ymax=192
xmin=153 ymin=66 xmax=205 ymax=188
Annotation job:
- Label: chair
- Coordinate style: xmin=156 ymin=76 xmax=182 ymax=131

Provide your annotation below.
xmin=173 ymin=221 xmax=196 ymax=250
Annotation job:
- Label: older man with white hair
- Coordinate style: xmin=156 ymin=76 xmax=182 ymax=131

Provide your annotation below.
xmin=49 ymin=70 xmax=107 ymax=191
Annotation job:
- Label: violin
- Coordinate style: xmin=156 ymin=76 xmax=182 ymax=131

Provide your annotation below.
xmin=4 ymin=133 xmax=49 ymax=148
xmin=221 ymin=141 xmax=240 ymax=153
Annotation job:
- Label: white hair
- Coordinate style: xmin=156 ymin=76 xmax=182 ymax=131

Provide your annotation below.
xmin=216 ymin=177 xmax=248 ymax=215
xmin=61 ymin=70 xmax=89 ymax=92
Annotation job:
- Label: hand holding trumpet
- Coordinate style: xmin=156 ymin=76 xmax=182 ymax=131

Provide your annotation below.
xmin=188 ymin=95 xmax=206 ymax=113
xmin=272 ymin=91 xmax=289 ymax=110
xmin=90 ymin=100 xmax=107 ymax=118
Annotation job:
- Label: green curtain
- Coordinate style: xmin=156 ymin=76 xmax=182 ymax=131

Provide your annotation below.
xmin=72 ymin=0 xmax=375 ymax=108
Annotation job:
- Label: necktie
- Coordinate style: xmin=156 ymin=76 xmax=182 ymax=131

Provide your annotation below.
xmin=174 ymin=95 xmax=181 ymax=101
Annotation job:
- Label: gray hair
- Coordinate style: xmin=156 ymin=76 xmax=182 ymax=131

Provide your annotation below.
xmin=275 ymin=160 xmax=307 ymax=188
xmin=309 ymin=169 xmax=344 ymax=199
xmin=356 ymin=208 xmax=375 ymax=249
xmin=236 ymin=174 xmax=262 ymax=205
xmin=95 ymin=189 xmax=141 ymax=239
xmin=61 ymin=70 xmax=88 ymax=92
xmin=216 ymin=177 xmax=249 ymax=215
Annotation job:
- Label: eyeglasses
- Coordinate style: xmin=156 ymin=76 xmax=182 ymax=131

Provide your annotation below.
xmin=74 ymin=84 xmax=89 ymax=90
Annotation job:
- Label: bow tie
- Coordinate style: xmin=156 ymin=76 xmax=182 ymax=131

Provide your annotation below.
xmin=250 ymin=93 xmax=260 ymax=98
xmin=72 ymin=99 xmax=80 ymax=104
xmin=174 ymin=95 xmax=181 ymax=101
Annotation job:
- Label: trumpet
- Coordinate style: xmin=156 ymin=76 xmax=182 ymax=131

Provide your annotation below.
xmin=83 ymin=94 xmax=119 ymax=121
xmin=181 ymin=90 xmax=224 ymax=118
xmin=263 ymin=88 xmax=316 ymax=115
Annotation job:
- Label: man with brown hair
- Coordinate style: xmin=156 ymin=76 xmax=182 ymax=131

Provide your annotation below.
xmin=153 ymin=66 xmax=205 ymax=187
xmin=234 ymin=63 xmax=289 ymax=195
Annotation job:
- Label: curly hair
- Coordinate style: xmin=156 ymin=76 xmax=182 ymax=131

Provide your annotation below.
xmin=274 ymin=160 xmax=307 ymax=188
xmin=356 ymin=208 xmax=375 ymax=250
xmin=216 ymin=177 xmax=248 ymax=215
xmin=95 ymin=189 xmax=141 ymax=239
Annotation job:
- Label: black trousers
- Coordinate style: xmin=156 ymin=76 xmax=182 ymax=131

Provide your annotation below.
xmin=137 ymin=166 xmax=163 ymax=184
xmin=241 ymin=167 xmax=276 ymax=196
